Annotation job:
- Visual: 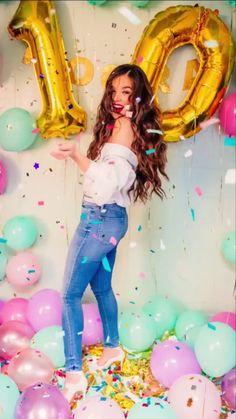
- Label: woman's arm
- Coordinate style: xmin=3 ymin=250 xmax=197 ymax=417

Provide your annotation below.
xmin=50 ymin=141 xmax=92 ymax=173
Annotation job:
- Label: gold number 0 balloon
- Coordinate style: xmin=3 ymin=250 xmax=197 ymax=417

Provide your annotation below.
xmin=8 ymin=0 xmax=86 ymax=139
xmin=131 ymin=5 xmax=235 ymax=142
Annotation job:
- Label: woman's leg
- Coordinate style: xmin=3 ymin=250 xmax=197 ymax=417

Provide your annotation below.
xmin=90 ymin=246 xmax=119 ymax=349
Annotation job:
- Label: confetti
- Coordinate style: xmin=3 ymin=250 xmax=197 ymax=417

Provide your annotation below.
xmin=81 ymin=256 xmax=88 ymax=264
xmin=0 ymin=238 xmax=7 ymax=244
xmin=139 ymin=272 xmax=146 ymax=278
xmin=34 ymin=162 xmax=40 ymax=169
xmin=31 ymin=58 xmax=37 ymax=64
xmin=28 ymin=269 xmax=35 ymax=273
xmin=208 ymin=323 xmax=216 ymax=330
xmin=195 ymin=186 xmax=203 ymax=196
xmin=109 ymin=236 xmax=117 ymax=246
xmin=89 ymin=220 xmax=102 ymax=225
xmin=38 ymin=201 xmax=44 ymax=206
xmin=80 ymin=213 xmax=87 ymax=220
xmin=160 ymin=239 xmax=166 ymax=250
xmin=145 ymin=149 xmax=156 ymax=155
xmin=32 ymin=128 xmax=40 ymax=134
xmin=199 ymin=117 xmax=219 ymax=129
xmin=224 ymin=168 xmax=236 ymax=184
xmin=224 ymin=137 xmax=236 ymax=146
xmin=107 ymin=124 xmax=115 ymax=129
xmin=126 ymin=111 xmax=133 ymax=118
xmin=129 ymin=241 xmax=137 ymax=248
xmin=39 ymin=74 xmax=44 ymax=79
xmin=137 ymin=225 xmax=142 ymax=232
xmin=146 ymin=129 xmax=163 ymax=135
xmin=102 ymin=256 xmax=111 ymax=272
xmin=190 ymin=208 xmax=195 ymax=221
xmin=204 ymin=40 xmax=219 ymax=48
xmin=184 ymin=149 xmax=192 ymax=158
xmin=180 ymin=135 xmax=186 ymax=141
xmin=135 ymin=97 xmax=141 ymax=103
xmin=68 ymin=104 xmax=73 ymax=109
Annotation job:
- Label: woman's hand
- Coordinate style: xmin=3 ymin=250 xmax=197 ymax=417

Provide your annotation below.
xmin=50 ymin=141 xmax=77 ymax=160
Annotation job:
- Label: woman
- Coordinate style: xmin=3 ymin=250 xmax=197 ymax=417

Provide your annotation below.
xmin=51 ymin=64 xmax=168 ymax=404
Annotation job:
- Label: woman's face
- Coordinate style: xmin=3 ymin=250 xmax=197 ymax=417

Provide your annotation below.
xmin=110 ymin=73 xmax=134 ymax=117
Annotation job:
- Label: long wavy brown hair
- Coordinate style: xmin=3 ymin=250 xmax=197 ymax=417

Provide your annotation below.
xmin=87 ymin=64 xmax=169 ymax=203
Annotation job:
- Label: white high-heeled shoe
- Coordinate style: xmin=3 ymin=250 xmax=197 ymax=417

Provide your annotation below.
xmin=63 ymin=371 xmax=88 ymax=404
xmin=95 ymin=347 xmax=125 ymax=371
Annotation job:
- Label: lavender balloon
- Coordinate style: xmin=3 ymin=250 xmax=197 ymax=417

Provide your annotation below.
xmin=221 ymin=368 xmax=236 ymax=409
xmin=15 ymin=382 xmax=71 ymax=419
xmin=150 ymin=340 xmax=201 ymax=388
xmin=27 ymin=288 xmax=62 ymax=331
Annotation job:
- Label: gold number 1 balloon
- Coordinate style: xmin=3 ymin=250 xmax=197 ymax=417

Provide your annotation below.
xmin=8 ymin=0 xmax=86 ymax=139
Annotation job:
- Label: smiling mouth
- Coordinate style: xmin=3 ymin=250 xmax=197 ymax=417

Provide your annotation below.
xmin=112 ymin=103 xmax=124 ymax=112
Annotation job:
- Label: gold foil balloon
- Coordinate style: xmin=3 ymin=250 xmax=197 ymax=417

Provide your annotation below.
xmin=8 ymin=0 xmax=86 ymax=139
xmin=7 ymin=347 xmax=54 ymax=391
xmin=131 ymin=5 xmax=235 ymax=141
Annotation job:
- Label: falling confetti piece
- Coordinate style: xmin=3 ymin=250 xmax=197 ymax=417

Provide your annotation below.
xmin=204 ymin=40 xmax=219 ymax=48
xmin=81 ymin=256 xmax=88 ymax=264
xmin=89 ymin=220 xmax=102 ymax=225
xmin=0 ymin=238 xmax=7 ymax=244
xmin=136 ymin=97 xmax=141 ymax=103
xmin=139 ymin=272 xmax=146 ymax=278
xmin=160 ymin=239 xmax=166 ymax=250
xmin=137 ymin=225 xmax=142 ymax=232
xmin=129 ymin=241 xmax=137 ymax=248
xmin=224 ymin=169 xmax=236 ymax=184
xmin=109 ymin=236 xmax=117 ymax=246
xmin=80 ymin=213 xmax=87 ymax=220
xmin=33 ymin=162 xmax=40 ymax=169
xmin=195 ymin=186 xmax=203 ymax=196
xmin=68 ymin=104 xmax=73 ymax=109
xmin=28 ymin=269 xmax=35 ymax=273
xmin=32 ymin=128 xmax=40 ymax=134
xmin=208 ymin=323 xmax=216 ymax=330
xmin=184 ymin=149 xmax=193 ymax=158
xmin=38 ymin=201 xmax=44 ymax=206
xmin=126 ymin=111 xmax=133 ymax=118
xmin=137 ymin=56 xmax=143 ymax=63
xmin=102 ymin=256 xmax=111 ymax=272
xmin=145 ymin=149 xmax=156 ymax=155
xmin=31 ymin=58 xmax=37 ymax=64
xmin=199 ymin=117 xmax=219 ymax=129
xmin=39 ymin=74 xmax=44 ymax=79
xmin=107 ymin=124 xmax=115 ymax=129
xmin=224 ymin=137 xmax=236 ymax=146
xmin=190 ymin=208 xmax=195 ymax=221
xmin=146 ymin=129 xmax=163 ymax=135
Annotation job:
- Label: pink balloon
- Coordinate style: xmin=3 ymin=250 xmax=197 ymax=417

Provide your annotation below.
xmin=15 ymin=383 xmax=71 ymax=419
xmin=27 ymin=288 xmax=62 ymax=331
xmin=219 ymin=93 xmax=236 ymax=136
xmin=8 ymin=347 xmax=54 ymax=391
xmin=0 ymin=160 xmax=7 ymax=194
xmin=82 ymin=303 xmax=104 ymax=346
xmin=168 ymin=374 xmax=221 ymax=419
xmin=210 ymin=311 xmax=236 ymax=331
xmin=75 ymin=395 xmax=124 ymax=419
xmin=0 ymin=299 xmax=5 ymax=325
xmin=150 ymin=341 xmax=201 ymax=388
xmin=6 ymin=251 xmax=41 ymax=288
xmin=1 ymin=297 xmax=30 ymax=325
xmin=0 ymin=320 xmax=34 ymax=360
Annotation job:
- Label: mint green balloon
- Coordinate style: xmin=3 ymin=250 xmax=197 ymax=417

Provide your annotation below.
xmin=128 ymin=398 xmax=177 ymax=419
xmin=30 ymin=325 xmax=65 ymax=368
xmin=142 ymin=297 xmax=178 ymax=339
xmin=182 ymin=325 xmax=204 ymax=349
xmin=131 ymin=0 xmax=150 ymax=7
xmin=3 ymin=216 xmax=38 ymax=250
xmin=0 ymin=244 xmax=9 ymax=280
xmin=119 ymin=311 xmax=156 ymax=352
xmin=221 ymin=231 xmax=236 ymax=265
xmin=175 ymin=310 xmax=208 ymax=346
xmin=194 ymin=322 xmax=236 ymax=377
xmin=0 ymin=108 xmax=38 ymax=151
xmin=0 ymin=373 xmax=20 ymax=419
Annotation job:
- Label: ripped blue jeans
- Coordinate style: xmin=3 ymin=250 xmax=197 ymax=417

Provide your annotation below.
xmin=62 ymin=201 xmax=128 ymax=371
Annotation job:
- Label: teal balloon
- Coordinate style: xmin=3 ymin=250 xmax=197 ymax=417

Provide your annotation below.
xmin=119 ymin=311 xmax=156 ymax=352
xmin=3 ymin=216 xmax=38 ymax=250
xmin=142 ymin=297 xmax=178 ymax=339
xmin=0 ymin=108 xmax=38 ymax=151
xmin=221 ymin=231 xmax=236 ymax=265
xmin=0 ymin=373 xmax=20 ymax=419
xmin=131 ymin=0 xmax=150 ymax=7
xmin=88 ymin=0 xmax=107 ymax=5
xmin=30 ymin=325 xmax=65 ymax=368
xmin=0 ymin=244 xmax=9 ymax=280
xmin=128 ymin=397 xmax=177 ymax=419
xmin=175 ymin=310 xmax=208 ymax=347
xmin=194 ymin=322 xmax=236 ymax=377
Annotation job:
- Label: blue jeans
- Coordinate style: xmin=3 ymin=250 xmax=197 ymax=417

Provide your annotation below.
xmin=62 ymin=201 xmax=128 ymax=371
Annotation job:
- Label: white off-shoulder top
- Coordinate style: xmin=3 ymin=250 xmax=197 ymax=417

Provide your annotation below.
xmin=82 ymin=143 xmax=138 ymax=207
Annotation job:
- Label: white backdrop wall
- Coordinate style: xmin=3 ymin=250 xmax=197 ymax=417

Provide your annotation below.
xmin=0 ymin=0 xmax=235 ymax=314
